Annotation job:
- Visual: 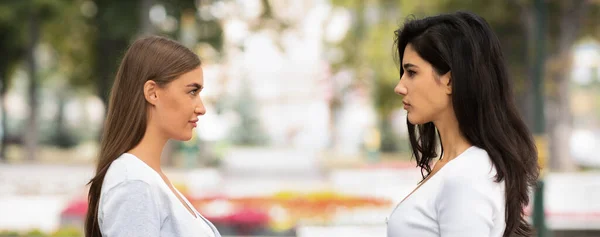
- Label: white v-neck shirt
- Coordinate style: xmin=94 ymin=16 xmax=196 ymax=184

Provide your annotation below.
xmin=98 ymin=153 xmax=219 ymax=237
xmin=387 ymin=146 xmax=506 ymax=237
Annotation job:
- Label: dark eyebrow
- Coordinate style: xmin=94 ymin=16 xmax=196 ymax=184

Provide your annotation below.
xmin=403 ymin=63 xmax=419 ymax=70
xmin=186 ymin=83 xmax=203 ymax=90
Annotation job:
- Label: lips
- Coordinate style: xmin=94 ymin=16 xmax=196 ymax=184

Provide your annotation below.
xmin=189 ymin=119 xmax=198 ymax=127
xmin=403 ymin=101 xmax=411 ymax=109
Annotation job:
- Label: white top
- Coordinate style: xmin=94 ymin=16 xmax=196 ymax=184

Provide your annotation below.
xmin=387 ymin=146 xmax=506 ymax=237
xmin=98 ymin=153 xmax=220 ymax=237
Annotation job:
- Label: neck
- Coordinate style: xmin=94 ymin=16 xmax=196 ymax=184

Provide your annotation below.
xmin=434 ymin=110 xmax=471 ymax=161
xmin=128 ymin=122 xmax=168 ymax=172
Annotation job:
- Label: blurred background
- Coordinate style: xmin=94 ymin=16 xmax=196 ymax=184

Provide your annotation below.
xmin=1 ymin=0 xmax=600 ymax=236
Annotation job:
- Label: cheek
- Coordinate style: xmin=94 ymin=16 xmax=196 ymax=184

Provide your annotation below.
xmin=158 ymin=95 xmax=195 ymax=140
xmin=409 ymin=81 xmax=449 ymax=123
xmin=158 ymin=95 xmax=187 ymax=124
xmin=414 ymin=77 xmax=444 ymax=104
xmin=160 ymin=95 xmax=177 ymax=113
xmin=426 ymin=89 xmax=450 ymax=108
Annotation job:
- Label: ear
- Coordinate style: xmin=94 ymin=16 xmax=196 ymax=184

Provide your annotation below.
xmin=144 ymin=80 xmax=159 ymax=106
xmin=440 ymin=71 xmax=452 ymax=94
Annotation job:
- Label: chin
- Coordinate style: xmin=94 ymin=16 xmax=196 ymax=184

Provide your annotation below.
xmin=407 ymin=114 xmax=428 ymax=125
xmin=172 ymin=132 xmax=193 ymax=141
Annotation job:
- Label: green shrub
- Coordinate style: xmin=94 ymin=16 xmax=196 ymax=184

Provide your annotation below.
xmin=23 ymin=229 xmax=46 ymax=237
xmin=0 ymin=230 xmax=20 ymax=237
xmin=51 ymin=227 xmax=82 ymax=237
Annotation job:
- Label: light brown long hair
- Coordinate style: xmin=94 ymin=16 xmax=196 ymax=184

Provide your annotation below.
xmin=85 ymin=36 xmax=201 ymax=237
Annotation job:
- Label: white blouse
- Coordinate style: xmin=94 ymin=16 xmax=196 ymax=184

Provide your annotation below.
xmin=98 ymin=153 xmax=220 ymax=237
xmin=387 ymin=146 xmax=506 ymax=237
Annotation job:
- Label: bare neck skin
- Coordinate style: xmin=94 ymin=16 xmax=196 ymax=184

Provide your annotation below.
xmin=434 ymin=107 xmax=472 ymax=161
xmin=128 ymin=121 xmax=168 ymax=173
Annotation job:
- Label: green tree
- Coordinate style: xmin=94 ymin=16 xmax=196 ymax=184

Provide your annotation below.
xmin=0 ymin=2 xmax=27 ymax=161
xmin=91 ymin=0 xmax=143 ymax=106
xmin=0 ymin=0 xmax=69 ymax=160
xmin=41 ymin=0 xmax=95 ymax=148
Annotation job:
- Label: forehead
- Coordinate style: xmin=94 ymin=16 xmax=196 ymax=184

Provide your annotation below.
xmin=173 ymin=66 xmax=203 ymax=85
xmin=402 ymin=44 xmax=427 ymax=66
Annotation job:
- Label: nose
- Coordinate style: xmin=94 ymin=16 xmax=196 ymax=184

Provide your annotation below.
xmin=394 ymin=80 xmax=407 ymax=96
xmin=195 ymin=98 xmax=206 ymax=116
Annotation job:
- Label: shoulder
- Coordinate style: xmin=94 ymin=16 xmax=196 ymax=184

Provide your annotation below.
xmin=443 ymin=146 xmax=498 ymax=180
xmin=98 ymin=180 xmax=165 ymax=236
xmin=437 ymin=146 xmax=505 ymax=207
xmin=101 ymin=153 xmax=161 ymax=194
xmin=434 ymin=147 xmax=507 ymax=236
xmin=99 ymin=156 xmax=170 ymax=218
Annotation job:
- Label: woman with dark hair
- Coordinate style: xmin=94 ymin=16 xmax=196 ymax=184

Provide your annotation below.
xmin=387 ymin=11 xmax=539 ymax=237
xmin=84 ymin=36 xmax=221 ymax=237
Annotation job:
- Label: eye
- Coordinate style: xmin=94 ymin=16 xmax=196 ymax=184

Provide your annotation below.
xmin=406 ymin=70 xmax=416 ymax=77
xmin=189 ymin=89 xmax=198 ymax=96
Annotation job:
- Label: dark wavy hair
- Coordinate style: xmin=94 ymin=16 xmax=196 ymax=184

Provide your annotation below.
xmin=393 ymin=11 xmax=539 ymax=236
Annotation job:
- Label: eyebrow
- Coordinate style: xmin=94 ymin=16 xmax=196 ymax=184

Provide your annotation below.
xmin=186 ymin=83 xmax=203 ymax=90
xmin=403 ymin=63 xmax=419 ymax=70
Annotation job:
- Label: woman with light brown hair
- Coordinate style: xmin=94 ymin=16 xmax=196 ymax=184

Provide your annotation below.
xmin=84 ymin=36 xmax=221 ymax=237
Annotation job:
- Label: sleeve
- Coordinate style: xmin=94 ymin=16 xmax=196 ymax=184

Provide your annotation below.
xmin=100 ymin=180 xmax=161 ymax=237
xmin=436 ymin=175 xmax=497 ymax=237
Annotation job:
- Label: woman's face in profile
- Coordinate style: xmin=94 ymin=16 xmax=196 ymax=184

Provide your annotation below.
xmin=394 ymin=44 xmax=452 ymax=125
xmin=153 ymin=66 xmax=206 ymax=141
